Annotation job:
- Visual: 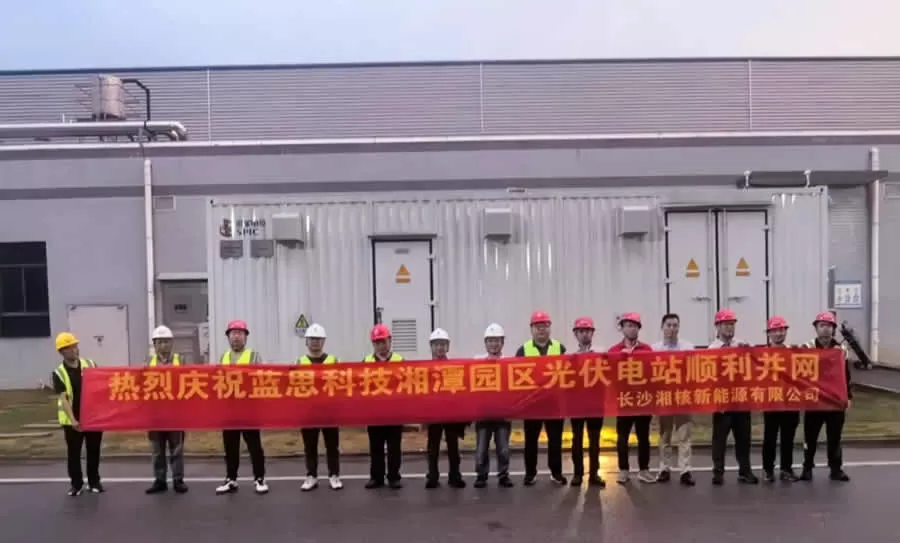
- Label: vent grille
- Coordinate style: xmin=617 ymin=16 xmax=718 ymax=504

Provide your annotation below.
xmin=884 ymin=183 xmax=900 ymax=200
xmin=390 ymin=319 xmax=418 ymax=353
xmin=154 ymin=196 xmax=176 ymax=211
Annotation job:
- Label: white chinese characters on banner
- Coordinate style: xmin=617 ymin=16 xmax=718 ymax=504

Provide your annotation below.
xmin=833 ymin=281 xmax=863 ymax=309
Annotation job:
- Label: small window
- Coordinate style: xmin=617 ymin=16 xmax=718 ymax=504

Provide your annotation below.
xmin=0 ymin=242 xmax=50 ymax=338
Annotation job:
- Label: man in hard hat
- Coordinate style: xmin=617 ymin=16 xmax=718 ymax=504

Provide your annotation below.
xmin=651 ymin=313 xmax=696 ymax=486
xmin=425 ymin=328 xmax=467 ymax=489
xmin=297 ymin=323 xmax=343 ymax=492
xmin=51 ymin=332 xmax=104 ymax=496
xmin=364 ymin=324 xmax=405 ymax=490
xmin=569 ymin=317 xmax=605 ymax=488
xmin=145 ymin=325 xmax=189 ymax=495
xmin=215 ymin=320 xmax=269 ymax=495
xmin=515 ymin=311 xmax=567 ymax=486
xmin=708 ymin=309 xmax=758 ymax=485
xmin=474 ymin=323 xmax=514 ymax=489
xmin=761 ymin=316 xmax=800 ymax=483
xmin=608 ymin=313 xmax=656 ymax=485
xmin=800 ymin=311 xmax=852 ymax=483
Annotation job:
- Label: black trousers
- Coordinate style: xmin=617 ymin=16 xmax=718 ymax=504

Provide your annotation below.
xmin=803 ymin=410 xmax=846 ymax=471
xmin=762 ymin=411 xmax=799 ymax=472
xmin=711 ymin=411 xmax=752 ymax=475
xmin=63 ymin=426 xmax=103 ymax=488
xmin=571 ymin=417 xmax=603 ymax=477
xmin=222 ymin=429 xmax=266 ymax=480
xmin=523 ymin=418 xmax=564 ymax=477
xmin=615 ymin=415 xmax=651 ymax=471
xmin=301 ymin=427 xmax=340 ymax=477
xmin=367 ymin=425 xmax=403 ymax=482
xmin=426 ymin=423 xmax=464 ymax=481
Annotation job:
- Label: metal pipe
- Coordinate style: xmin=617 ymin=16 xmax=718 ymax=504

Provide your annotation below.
xmin=143 ymin=158 xmax=157 ymax=361
xmin=121 ymin=78 xmax=151 ymax=121
xmin=0 ymin=121 xmax=187 ymax=142
xmin=869 ymin=147 xmax=881 ymax=362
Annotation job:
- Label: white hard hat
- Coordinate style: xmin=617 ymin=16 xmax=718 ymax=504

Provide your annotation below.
xmin=484 ymin=323 xmax=505 ymax=338
xmin=305 ymin=323 xmax=327 ymax=339
xmin=429 ymin=328 xmax=450 ymax=342
xmin=152 ymin=325 xmax=174 ymax=340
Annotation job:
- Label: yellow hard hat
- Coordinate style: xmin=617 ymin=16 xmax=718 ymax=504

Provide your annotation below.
xmin=55 ymin=332 xmax=79 ymax=351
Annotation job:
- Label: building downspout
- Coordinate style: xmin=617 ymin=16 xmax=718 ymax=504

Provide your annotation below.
xmin=869 ymin=147 xmax=881 ymax=362
xmin=143 ymin=158 xmax=157 ymax=359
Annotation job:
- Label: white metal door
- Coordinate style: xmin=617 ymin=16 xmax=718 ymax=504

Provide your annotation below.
xmin=372 ymin=241 xmax=433 ymax=360
xmin=665 ymin=212 xmax=715 ymax=345
xmin=67 ymin=305 xmax=130 ymax=366
xmin=720 ymin=211 xmax=769 ymax=345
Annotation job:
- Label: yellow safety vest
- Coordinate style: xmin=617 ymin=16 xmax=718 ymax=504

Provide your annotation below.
xmin=363 ymin=353 xmax=404 ymax=363
xmin=299 ymin=354 xmax=337 ymax=365
xmin=221 ymin=349 xmax=254 ymax=365
xmin=149 ymin=353 xmax=182 ymax=367
xmin=523 ymin=339 xmax=561 ymax=356
xmin=55 ymin=358 xmax=95 ymax=426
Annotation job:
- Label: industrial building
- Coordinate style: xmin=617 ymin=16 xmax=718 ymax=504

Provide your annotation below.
xmin=0 ymin=57 xmax=897 ymax=388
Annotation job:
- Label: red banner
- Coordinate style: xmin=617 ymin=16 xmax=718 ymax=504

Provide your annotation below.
xmin=80 ymin=347 xmax=848 ymax=431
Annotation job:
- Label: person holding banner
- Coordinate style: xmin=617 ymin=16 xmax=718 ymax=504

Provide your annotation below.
xmin=568 ymin=317 xmax=606 ymax=488
xmin=709 ymin=309 xmax=758 ymax=486
xmin=51 ymin=332 xmax=104 ymax=496
xmin=474 ymin=323 xmax=515 ymax=489
xmin=760 ymin=316 xmax=801 ymax=483
xmin=298 ymin=323 xmax=343 ymax=492
xmin=516 ymin=311 xmax=567 ymax=486
xmin=145 ymin=325 xmax=189 ymax=495
xmin=364 ymin=324 xmax=405 ymax=490
xmin=425 ymin=328 xmax=467 ymax=489
xmin=215 ymin=320 xmax=269 ymax=495
xmin=608 ymin=313 xmax=656 ymax=485
xmin=800 ymin=311 xmax=852 ymax=483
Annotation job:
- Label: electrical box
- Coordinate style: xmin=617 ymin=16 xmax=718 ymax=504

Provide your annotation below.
xmin=271 ymin=213 xmax=307 ymax=245
xmin=615 ymin=205 xmax=653 ymax=237
xmin=483 ymin=208 xmax=513 ymax=241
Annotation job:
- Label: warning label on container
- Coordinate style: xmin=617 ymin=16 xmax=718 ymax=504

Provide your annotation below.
xmin=395 ymin=264 xmax=411 ymax=284
xmin=685 ymin=258 xmax=700 ymax=278
xmin=294 ymin=314 xmax=309 ymax=336
xmin=735 ymin=257 xmax=751 ymax=277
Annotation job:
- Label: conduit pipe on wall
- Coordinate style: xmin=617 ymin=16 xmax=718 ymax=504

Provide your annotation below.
xmin=869 ymin=147 xmax=881 ymax=362
xmin=143 ymin=158 xmax=157 ymax=359
xmin=0 ymin=121 xmax=188 ymax=142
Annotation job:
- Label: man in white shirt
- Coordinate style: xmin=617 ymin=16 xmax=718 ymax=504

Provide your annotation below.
xmin=473 ymin=323 xmax=514 ymax=488
xmin=651 ymin=313 xmax=696 ymax=486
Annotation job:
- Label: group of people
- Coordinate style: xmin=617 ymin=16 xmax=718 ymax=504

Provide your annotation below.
xmin=50 ymin=307 xmax=852 ymax=497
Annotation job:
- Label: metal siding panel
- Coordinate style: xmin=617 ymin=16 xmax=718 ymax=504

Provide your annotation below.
xmin=482 ymin=61 xmax=750 ymax=134
xmin=752 ymin=60 xmax=900 ymax=130
xmin=208 ymin=66 xmax=481 ymax=139
xmin=828 ymin=187 xmax=870 ymax=347
xmin=878 ymin=185 xmax=900 ymax=365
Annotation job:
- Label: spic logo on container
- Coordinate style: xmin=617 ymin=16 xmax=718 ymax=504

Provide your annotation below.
xmin=219 ymin=217 xmax=266 ymax=238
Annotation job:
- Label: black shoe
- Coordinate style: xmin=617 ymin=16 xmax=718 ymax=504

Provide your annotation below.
xmin=712 ymin=473 xmax=724 ymax=486
xmin=448 ymin=477 xmax=466 ymax=489
xmin=588 ymin=475 xmax=606 ymax=488
xmin=738 ymin=472 xmax=759 ymax=485
xmin=498 ymin=476 xmax=514 ymax=488
xmin=780 ymin=470 xmax=799 ymax=482
xmin=829 ymin=470 xmax=850 ymax=482
xmin=425 ymin=479 xmax=440 ymax=489
xmin=173 ymin=479 xmax=189 ymax=494
xmin=67 ymin=485 xmax=83 ymax=497
xmin=145 ymin=480 xmax=168 ymax=494
xmin=474 ymin=478 xmax=487 ymax=489
xmin=799 ymin=468 xmax=813 ymax=481
xmin=570 ymin=475 xmax=583 ymax=487
xmin=365 ymin=479 xmax=385 ymax=489
xmin=763 ymin=470 xmax=776 ymax=483
xmin=88 ymin=483 xmax=105 ymax=493
xmin=679 ymin=472 xmax=695 ymax=486
xmin=656 ymin=470 xmax=671 ymax=483
xmin=523 ymin=474 xmax=537 ymax=486
xmin=550 ymin=473 xmax=567 ymax=486
xmin=388 ymin=479 xmax=403 ymax=489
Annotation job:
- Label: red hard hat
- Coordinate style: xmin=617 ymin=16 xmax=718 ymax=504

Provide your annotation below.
xmin=573 ymin=317 xmax=595 ymax=330
xmin=225 ymin=319 xmax=249 ymax=336
xmin=619 ymin=312 xmax=642 ymax=327
xmin=714 ymin=309 xmax=737 ymax=324
xmin=530 ymin=311 xmax=551 ymax=325
xmin=813 ymin=312 xmax=837 ymax=326
xmin=370 ymin=324 xmax=392 ymax=342
xmin=766 ymin=315 xmax=789 ymax=331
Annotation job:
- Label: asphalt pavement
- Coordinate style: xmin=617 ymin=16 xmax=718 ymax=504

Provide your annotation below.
xmin=1 ymin=448 xmax=898 ymax=543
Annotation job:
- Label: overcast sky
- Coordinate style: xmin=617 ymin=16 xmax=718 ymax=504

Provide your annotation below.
xmin=3 ymin=0 xmax=898 ymax=71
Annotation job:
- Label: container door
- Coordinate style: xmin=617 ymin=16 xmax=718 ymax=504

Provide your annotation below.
xmin=67 ymin=304 xmax=130 ymax=366
xmin=372 ymin=240 xmax=434 ymax=360
xmin=665 ymin=212 xmax=715 ymax=346
xmin=720 ymin=211 xmax=770 ymax=345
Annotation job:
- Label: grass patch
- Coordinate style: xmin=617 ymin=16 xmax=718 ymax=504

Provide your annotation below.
xmin=0 ymin=388 xmax=897 ymax=457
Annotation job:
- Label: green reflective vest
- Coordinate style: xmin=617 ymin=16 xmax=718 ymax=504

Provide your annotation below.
xmin=221 ymin=349 xmax=254 ymax=365
xmin=523 ymin=339 xmax=561 ymax=356
xmin=55 ymin=358 xmax=96 ymax=426
xmin=299 ymin=354 xmax=337 ymax=365
xmin=149 ymin=353 xmax=182 ymax=367
xmin=363 ymin=353 xmax=404 ymax=362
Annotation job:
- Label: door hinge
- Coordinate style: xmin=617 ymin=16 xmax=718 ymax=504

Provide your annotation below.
xmin=428 ymin=299 xmax=438 ymax=307
xmin=427 ymin=252 xmax=436 ymax=260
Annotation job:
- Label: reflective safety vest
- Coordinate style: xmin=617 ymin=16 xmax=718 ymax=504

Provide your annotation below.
xmin=149 ymin=353 xmax=182 ymax=367
xmin=299 ymin=354 xmax=337 ymax=365
xmin=523 ymin=340 xmax=561 ymax=356
xmin=804 ymin=339 xmax=850 ymax=357
xmin=55 ymin=358 xmax=96 ymax=426
xmin=364 ymin=353 xmax=404 ymax=362
xmin=221 ymin=349 xmax=254 ymax=365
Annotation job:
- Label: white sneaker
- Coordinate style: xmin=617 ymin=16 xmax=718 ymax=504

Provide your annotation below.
xmin=637 ymin=470 xmax=656 ymax=484
xmin=301 ymin=476 xmax=318 ymax=492
xmin=617 ymin=470 xmax=630 ymax=485
xmin=329 ymin=475 xmax=343 ymax=490
xmin=254 ymin=478 xmax=269 ymax=494
xmin=216 ymin=479 xmax=238 ymax=495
